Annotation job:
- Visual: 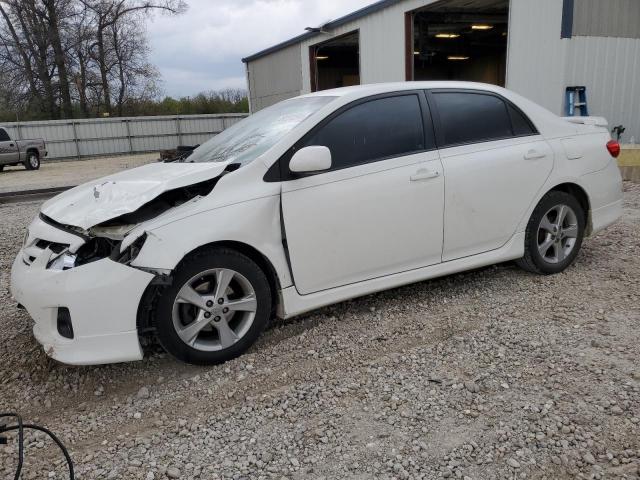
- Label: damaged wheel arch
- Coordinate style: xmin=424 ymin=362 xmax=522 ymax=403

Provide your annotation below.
xmin=135 ymin=240 xmax=282 ymax=336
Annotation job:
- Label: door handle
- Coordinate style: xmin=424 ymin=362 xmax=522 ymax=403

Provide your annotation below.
xmin=524 ymin=149 xmax=546 ymax=160
xmin=410 ymin=169 xmax=440 ymax=182
xmin=9 ymin=143 xmax=14 ymax=147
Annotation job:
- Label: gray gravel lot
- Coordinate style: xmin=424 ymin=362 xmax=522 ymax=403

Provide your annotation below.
xmin=1 ymin=183 xmax=639 ymax=480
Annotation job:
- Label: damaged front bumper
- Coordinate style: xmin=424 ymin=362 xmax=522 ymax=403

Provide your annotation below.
xmin=10 ymin=216 xmax=155 ymax=366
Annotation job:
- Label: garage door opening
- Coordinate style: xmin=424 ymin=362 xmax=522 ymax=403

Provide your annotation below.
xmin=310 ymin=31 xmax=360 ymax=92
xmin=407 ymin=0 xmax=509 ymax=86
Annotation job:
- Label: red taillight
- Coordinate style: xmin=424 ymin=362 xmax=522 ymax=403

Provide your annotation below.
xmin=606 ymin=140 xmax=621 ymax=158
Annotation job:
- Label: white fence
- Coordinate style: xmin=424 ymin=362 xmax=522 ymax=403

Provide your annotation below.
xmin=1 ymin=113 xmax=248 ymax=160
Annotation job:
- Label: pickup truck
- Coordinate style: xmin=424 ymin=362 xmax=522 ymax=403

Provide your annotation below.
xmin=0 ymin=127 xmax=47 ymax=171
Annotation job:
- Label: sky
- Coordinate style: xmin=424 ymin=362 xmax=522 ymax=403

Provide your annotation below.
xmin=147 ymin=0 xmax=374 ymax=98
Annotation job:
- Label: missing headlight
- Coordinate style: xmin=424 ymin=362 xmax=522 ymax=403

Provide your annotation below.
xmin=112 ymin=233 xmax=147 ymax=265
xmin=75 ymin=237 xmax=119 ymax=267
xmin=47 ymin=252 xmax=77 ymax=271
xmin=73 ymin=233 xmax=147 ymax=268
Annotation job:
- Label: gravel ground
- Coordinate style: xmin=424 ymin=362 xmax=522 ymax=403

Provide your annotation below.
xmin=1 ymin=183 xmax=639 ymax=480
xmin=0 ymin=153 xmax=158 ymax=194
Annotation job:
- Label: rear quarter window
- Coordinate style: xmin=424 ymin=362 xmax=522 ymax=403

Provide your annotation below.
xmin=507 ymin=103 xmax=537 ymax=136
xmin=0 ymin=128 xmax=10 ymax=141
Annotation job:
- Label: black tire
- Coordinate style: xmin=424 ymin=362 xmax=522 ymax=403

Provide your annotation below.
xmin=24 ymin=151 xmax=40 ymax=170
xmin=154 ymin=248 xmax=272 ymax=365
xmin=517 ymin=191 xmax=585 ymax=275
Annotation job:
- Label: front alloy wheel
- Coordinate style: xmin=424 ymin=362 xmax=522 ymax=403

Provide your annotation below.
xmin=172 ymin=268 xmax=257 ymax=352
xmin=155 ymin=248 xmax=272 ymax=365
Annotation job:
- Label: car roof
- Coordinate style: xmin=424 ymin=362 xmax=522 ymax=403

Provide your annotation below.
xmin=299 ymin=81 xmax=508 ymax=100
xmin=295 ymin=81 xmax=581 ymax=140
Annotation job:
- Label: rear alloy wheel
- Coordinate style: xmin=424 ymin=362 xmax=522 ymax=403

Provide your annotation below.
xmin=24 ymin=151 xmax=40 ymax=170
xmin=537 ymin=205 xmax=579 ymax=264
xmin=517 ymin=191 xmax=585 ymax=274
xmin=155 ymin=248 xmax=271 ymax=365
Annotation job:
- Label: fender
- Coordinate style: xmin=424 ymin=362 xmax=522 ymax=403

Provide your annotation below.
xmin=130 ymin=195 xmax=293 ymax=290
xmin=516 ymin=175 xmax=592 ymax=234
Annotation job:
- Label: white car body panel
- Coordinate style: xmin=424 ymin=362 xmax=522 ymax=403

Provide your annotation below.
xmin=282 ymin=150 xmax=444 ymax=294
xmin=440 ymin=136 xmax=554 ymax=261
xmin=130 ymin=194 xmax=293 ymax=289
xmin=24 ymin=214 xmax=86 ymax=254
xmin=120 ymin=159 xmax=294 ymax=289
xmin=40 ymin=162 xmax=230 ymax=230
xmin=562 ymin=116 xmax=608 ymax=127
xmin=9 ymin=81 xmax=624 ymax=365
xmin=580 ymin=159 xmax=624 ymax=233
xmin=10 ymin=253 xmax=153 ymax=365
xmin=280 ymin=232 xmax=526 ymax=318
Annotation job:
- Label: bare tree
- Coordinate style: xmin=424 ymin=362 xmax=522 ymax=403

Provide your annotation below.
xmin=42 ymin=0 xmax=74 ymax=117
xmin=80 ymin=0 xmax=185 ymax=114
xmin=0 ymin=0 xmax=185 ymax=119
xmin=0 ymin=0 xmax=78 ymax=118
xmin=0 ymin=2 xmax=41 ymax=108
xmin=113 ymin=21 xmax=161 ymax=114
xmin=69 ymin=2 xmax=95 ymax=116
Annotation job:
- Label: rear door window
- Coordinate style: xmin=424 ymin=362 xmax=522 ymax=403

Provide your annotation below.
xmin=302 ymin=94 xmax=428 ymax=171
xmin=431 ymin=92 xmax=516 ymax=147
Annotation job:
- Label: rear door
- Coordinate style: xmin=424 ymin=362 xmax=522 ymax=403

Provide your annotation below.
xmin=428 ymin=89 xmax=553 ymax=261
xmin=280 ymin=92 xmax=445 ymax=295
xmin=0 ymin=128 xmax=18 ymax=164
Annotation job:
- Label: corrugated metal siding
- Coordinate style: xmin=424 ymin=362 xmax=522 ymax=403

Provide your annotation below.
xmin=573 ymin=0 xmax=640 ymax=39
xmin=247 ymin=43 xmax=303 ymax=111
xmin=300 ymin=0 xmax=439 ymax=94
xmin=1 ymin=114 xmax=246 ymax=160
xmin=506 ymin=0 xmax=568 ymax=115
xmin=247 ymin=0 xmax=640 ymax=141
xmin=508 ymin=0 xmax=640 ymax=140
xmin=564 ymin=36 xmax=640 ymax=141
xmin=252 ymin=0 xmax=509 ymax=103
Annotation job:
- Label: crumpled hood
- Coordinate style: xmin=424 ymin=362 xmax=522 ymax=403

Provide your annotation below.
xmin=41 ymin=162 xmax=229 ymax=230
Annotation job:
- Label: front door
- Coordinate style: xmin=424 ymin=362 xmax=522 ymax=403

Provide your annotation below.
xmin=281 ymin=92 xmax=445 ymax=295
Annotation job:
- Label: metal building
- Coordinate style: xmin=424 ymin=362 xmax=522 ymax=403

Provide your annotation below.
xmin=242 ymin=0 xmax=640 ymax=141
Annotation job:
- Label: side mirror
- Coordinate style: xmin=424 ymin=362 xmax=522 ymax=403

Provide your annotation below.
xmin=289 ymin=146 xmax=332 ymax=174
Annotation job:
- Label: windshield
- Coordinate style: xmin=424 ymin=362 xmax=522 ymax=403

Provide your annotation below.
xmin=187 ymin=96 xmax=336 ymax=164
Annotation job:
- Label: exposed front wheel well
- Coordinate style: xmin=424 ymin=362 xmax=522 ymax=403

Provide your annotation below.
xmin=548 ymin=183 xmax=592 ymax=235
xmin=137 ymin=241 xmax=281 ymax=333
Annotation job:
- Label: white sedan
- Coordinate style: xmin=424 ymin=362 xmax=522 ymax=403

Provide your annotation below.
xmin=10 ymin=82 xmax=623 ymax=366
